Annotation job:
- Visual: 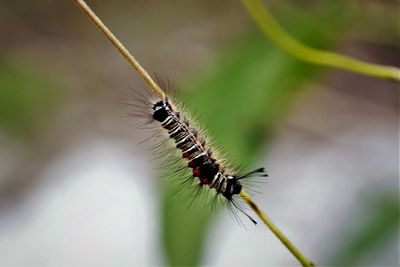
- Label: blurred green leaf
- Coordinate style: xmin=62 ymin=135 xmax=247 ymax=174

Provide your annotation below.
xmin=0 ymin=60 xmax=58 ymax=138
xmin=161 ymin=2 xmax=352 ymax=266
xmin=328 ymin=191 xmax=399 ymax=266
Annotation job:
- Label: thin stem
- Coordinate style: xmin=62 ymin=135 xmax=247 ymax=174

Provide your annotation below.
xmin=74 ymin=1 xmax=316 ymax=266
xmin=240 ymin=190 xmax=315 ymax=267
xmin=74 ymin=0 xmax=166 ymax=98
xmin=241 ymin=0 xmax=400 ymax=82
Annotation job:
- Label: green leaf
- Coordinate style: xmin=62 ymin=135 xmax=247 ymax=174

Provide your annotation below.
xmin=0 ymin=60 xmax=59 ymax=138
xmin=160 ymin=2 xmax=351 ymax=266
xmin=328 ymin=192 xmax=399 ymax=266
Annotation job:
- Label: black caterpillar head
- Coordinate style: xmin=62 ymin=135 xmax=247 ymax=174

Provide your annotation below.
xmin=152 ymin=101 xmax=170 ymax=122
xmin=223 ymin=176 xmax=242 ymax=199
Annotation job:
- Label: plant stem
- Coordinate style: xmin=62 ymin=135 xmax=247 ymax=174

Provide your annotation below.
xmin=74 ymin=0 xmax=316 ymax=266
xmin=240 ymin=190 xmax=315 ymax=266
xmin=74 ymin=0 xmax=166 ymax=99
xmin=241 ymin=0 xmax=400 ymax=82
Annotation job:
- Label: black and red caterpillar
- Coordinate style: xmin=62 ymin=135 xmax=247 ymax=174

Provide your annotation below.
xmin=153 ymin=99 xmax=243 ymax=199
xmin=152 ymin=98 xmax=267 ymax=224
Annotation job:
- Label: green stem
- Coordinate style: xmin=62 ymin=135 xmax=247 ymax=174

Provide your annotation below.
xmin=241 ymin=0 xmax=400 ymax=82
xmin=240 ymin=190 xmax=315 ymax=267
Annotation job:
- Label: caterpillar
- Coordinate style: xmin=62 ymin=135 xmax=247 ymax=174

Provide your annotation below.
xmin=74 ymin=2 xmax=316 ymax=266
xmin=73 ymin=0 xmax=267 ymax=225
xmin=133 ymin=91 xmax=268 ymax=225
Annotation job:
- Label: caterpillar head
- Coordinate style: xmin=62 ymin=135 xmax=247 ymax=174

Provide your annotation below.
xmin=152 ymin=101 xmax=170 ymax=121
xmin=223 ymin=176 xmax=242 ymax=199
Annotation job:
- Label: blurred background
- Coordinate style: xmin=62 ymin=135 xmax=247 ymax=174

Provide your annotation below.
xmin=0 ymin=0 xmax=398 ymax=266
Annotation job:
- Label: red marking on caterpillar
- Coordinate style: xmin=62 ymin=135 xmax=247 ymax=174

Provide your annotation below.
xmin=126 ymin=79 xmax=267 ymax=225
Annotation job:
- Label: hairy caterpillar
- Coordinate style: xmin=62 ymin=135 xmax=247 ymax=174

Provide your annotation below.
xmin=130 ymin=87 xmax=268 ymax=225
xmin=74 ymin=0 xmax=268 ymax=225
xmin=74 ymin=2 xmax=316 ymax=265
